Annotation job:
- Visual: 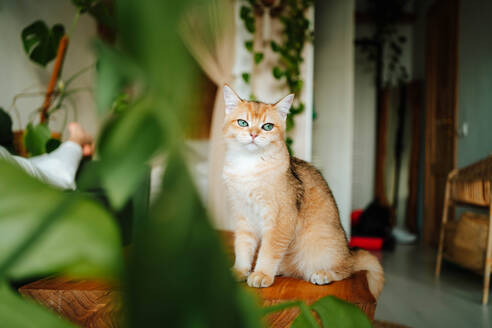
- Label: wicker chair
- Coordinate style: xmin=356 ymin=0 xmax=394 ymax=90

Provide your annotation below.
xmin=435 ymin=155 xmax=492 ymax=304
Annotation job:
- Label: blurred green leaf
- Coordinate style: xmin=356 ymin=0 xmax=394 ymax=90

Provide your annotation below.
xmin=0 ymin=282 xmax=75 ymax=328
xmin=242 ymin=72 xmax=250 ymax=84
xmin=254 ymin=52 xmax=264 ymax=64
xmin=126 ymin=151 xmax=262 ymax=327
xmin=94 ymin=42 xmax=140 ymax=115
xmin=291 ymin=302 xmax=318 ymax=328
xmin=245 ymin=19 xmax=255 ymax=33
xmin=111 ymin=93 xmax=130 ymax=114
xmin=291 ymin=296 xmax=372 ymax=328
xmin=270 ymin=41 xmax=279 ymax=52
xmin=240 ymin=6 xmax=251 ymax=20
xmin=273 ymin=66 xmax=283 ymax=79
xmin=45 ymin=138 xmax=61 ymax=153
xmin=21 ymin=20 xmax=64 ymax=67
xmin=245 ymin=40 xmax=253 ymax=52
xmin=0 ymin=107 xmax=14 ymax=153
xmin=0 ymin=161 xmax=122 ymax=280
xmin=286 ymin=114 xmax=294 ymax=132
xmin=95 ymin=105 xmax=162 ymax=209
xmin=72 ymin=0 xmax=115 ymax=30
xmin=23 ymin=123 xmax=50 ymax=156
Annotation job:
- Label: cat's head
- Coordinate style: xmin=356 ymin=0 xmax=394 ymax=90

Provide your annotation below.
xmin=222 ymin=85 xmax=294 ymax=152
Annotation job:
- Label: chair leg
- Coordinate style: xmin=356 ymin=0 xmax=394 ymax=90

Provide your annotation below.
xmin=436 ymin=179 xmax=451 ymax=277
xmin=482 ymin=200 xmax=492 ymax=305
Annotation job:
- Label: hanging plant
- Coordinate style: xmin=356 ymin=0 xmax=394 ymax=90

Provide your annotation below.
xmin=358 ymin=0 xmax=412 ymax=86
xmin=239 ymin=0 xmax=314 ymax=153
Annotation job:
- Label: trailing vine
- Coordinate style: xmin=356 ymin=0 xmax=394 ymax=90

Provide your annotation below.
xmin=239 ymin=0 xmax=313 ymax=153
xmin=358 ymin=0 xmax=412 ymax=86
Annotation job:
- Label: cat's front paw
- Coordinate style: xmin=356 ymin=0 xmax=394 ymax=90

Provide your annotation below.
xmin=247 ymin=271 xmax=274 ymax=288
xmin=309 ymin=271 xmax=333 ymax=285
xmin=232 ymin=267 xmax=250 ymax=282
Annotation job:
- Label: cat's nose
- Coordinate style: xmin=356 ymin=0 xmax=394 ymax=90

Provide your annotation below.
xmin=250 ymin=133 xmax=257 ymax=139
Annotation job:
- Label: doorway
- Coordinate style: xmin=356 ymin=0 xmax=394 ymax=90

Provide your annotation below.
xmin=423 ymin=0 xmax=459 ymax=245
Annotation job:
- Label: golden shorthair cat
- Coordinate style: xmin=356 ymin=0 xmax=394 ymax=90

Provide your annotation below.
xmin=222 ymin=85 xmax=384 ymax=299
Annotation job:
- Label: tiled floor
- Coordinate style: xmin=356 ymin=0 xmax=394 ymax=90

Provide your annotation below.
xmin=376 ymin=244 xmax=491 ymax=328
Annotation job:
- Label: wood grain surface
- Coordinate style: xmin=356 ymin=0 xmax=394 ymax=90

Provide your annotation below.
xmin=19 ymin=230 xmax=377 ymax=327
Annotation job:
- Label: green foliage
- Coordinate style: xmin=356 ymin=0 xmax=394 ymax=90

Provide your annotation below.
xmin=245 ymin=40 xmax=254 ymax=52
xmin=21 ymin=20 xmax=65 ymax=67
xmin=72 ymin=0 xmax=115 ymax=30
xmin=359 ymin=0 xmax=412 ymax=86
xmin=0 ymin=161 xmax=122 ymax=281
xmin=273 ymin=66 xmax=284 ymax=79
xmin=254 ymin=52 xmax=264 ymax=64
xmin=0 ymin=283 xmax=76 ymax=328
xmin=45 ymin=138 xmax=62 ymax=153
xmin=126 ymin=152 xmax=262 ymax=327
xmin=94 ymin=42 xmax=139 ymax=115
xmin=293 ymin=296 xmax=372 ymax=328
xmin=239 ymin=0 xmax=314 ymax=153
xmin=0 ymin=107 xmax=14 ymax=153
xmin=262 ymin=296 xmax=371 ymax=328
xmin=23 ymin=123 xmax=51 ymax=156
xmin=242 ymin=72 xmax=251 ymax=84
xmin=240 ymin=6 xmax=255 ymax=33
xmin=111 ymin=93 xmax=130 ymax=114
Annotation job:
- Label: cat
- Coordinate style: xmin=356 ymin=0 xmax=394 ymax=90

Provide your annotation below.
xmin=222 ymin=85 xmax=384 ymax=299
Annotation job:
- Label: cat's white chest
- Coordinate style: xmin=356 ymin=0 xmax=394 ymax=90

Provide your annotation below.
xmin=223 ymin=153 xmax=273 ymax=234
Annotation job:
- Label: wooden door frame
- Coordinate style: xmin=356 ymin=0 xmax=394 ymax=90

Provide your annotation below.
xmin=423 ymin=0 xmax=460 ymax=245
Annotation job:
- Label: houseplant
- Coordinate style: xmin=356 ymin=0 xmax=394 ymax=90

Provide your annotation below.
xmin=4 ymin=0 xmax=114 ymax=157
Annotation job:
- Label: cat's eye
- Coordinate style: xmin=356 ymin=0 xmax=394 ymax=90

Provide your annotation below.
xmin=262 ymin=123 xmax=274 ymax=131
xmin=237 ymin=119 xmax=249 ymax=127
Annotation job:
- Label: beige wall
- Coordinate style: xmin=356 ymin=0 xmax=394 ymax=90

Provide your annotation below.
xmin=313 ymin=0 xmax=355 ymax=236
xmin=0 ymin=0 xmax=99 ymax=138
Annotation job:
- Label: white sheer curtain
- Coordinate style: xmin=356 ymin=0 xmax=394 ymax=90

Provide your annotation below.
xmin=181 ymin=0 xmax=235 ymax=229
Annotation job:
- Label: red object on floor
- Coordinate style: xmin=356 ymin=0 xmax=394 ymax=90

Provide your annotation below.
xmin=351 ymin=209 xmax=364 ymax=225
xmin=349 ymin=236 xmax=383 ymax=250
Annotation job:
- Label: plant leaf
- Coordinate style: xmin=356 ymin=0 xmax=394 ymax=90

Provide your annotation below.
xmin=0 ymin=161 xmax=122 ymax=280
xmin=0 ymin=282 xmax=76 ymax=328
xmin=126 ymin=151 xmax=262 ymax=327
xmin=313 ymin=296 xmax=372 ymax=328
xmin=23 ymin=123 xmax=51 ymax=156
xmin=94 ymin=42 xmax=140 ymax=115
xmin=242 ymin=73 xmax=250 ymax=84
xmin=45 ymin=138 xmax=61 ymax=153
xmin=0 ymin=107 xmax=14 ymax=153
xmin=254 ymin=52 xmax=264 ymax=64
xmin=21 ymin=20 xmax=64 ymax=67
xmin=291 ymin=301 xmax=319 ymax=328
xmin=245 ymin=40 xmax=253 ymax=52
xmin=94 ymin=106 xmax=162 ymax=209
xmin=273 ymin=66 xmax=283 ymax=79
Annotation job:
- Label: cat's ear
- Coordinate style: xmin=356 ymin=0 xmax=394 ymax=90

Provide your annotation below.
xmin=274 ymin=94 xmax=294 ymax=120
xmin=223 ymin=84 xmax=242 ymax=115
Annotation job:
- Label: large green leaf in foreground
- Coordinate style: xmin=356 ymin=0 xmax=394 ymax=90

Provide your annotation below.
xmin=0 ymin=160 xmax=122 ymax=280
xmin=291 ymin=296 xmax=372 ymax=328
xmin=0 ymin=282 xmax=75 ymax=328
xmin=126 ymin=152 xmax=263 ymax=328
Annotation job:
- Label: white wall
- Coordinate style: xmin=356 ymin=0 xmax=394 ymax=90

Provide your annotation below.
xmin=313 ymin=0 xmax=355 ymax=236
xmin=0 ymin=0 xmax=99 ymax=138
xmin=352 ymin=48 xmax=376 ymax=211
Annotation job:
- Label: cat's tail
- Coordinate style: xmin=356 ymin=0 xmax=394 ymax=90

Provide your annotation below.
xmin=352 ymin=249 xmax=384 ymax=299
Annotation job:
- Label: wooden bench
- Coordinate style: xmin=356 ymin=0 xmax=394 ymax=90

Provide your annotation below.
xmin=19 ymin=231 xmax=377 ymax=327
